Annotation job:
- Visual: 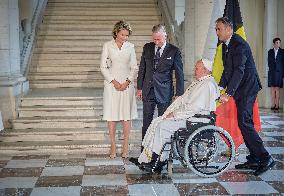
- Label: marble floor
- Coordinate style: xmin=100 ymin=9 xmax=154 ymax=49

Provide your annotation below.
xmin=0 ymin=109 xmax=283 ymax=196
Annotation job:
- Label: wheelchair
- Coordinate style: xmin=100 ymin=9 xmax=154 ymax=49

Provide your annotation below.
xmin=160 ymin=112 xmax=235 ymax=178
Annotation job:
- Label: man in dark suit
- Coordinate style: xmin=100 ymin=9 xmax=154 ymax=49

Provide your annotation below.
xmin=268 ymin=37 xmax=284 ymax=110
xmin=137 ymin=24 xmax=184 ymax=141
xmin=215 ymin=17 xmax=275 ymax=176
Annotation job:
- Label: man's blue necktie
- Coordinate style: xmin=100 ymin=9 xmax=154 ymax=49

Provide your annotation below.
xmin=154 ymin=47 xmax=161 ymax=69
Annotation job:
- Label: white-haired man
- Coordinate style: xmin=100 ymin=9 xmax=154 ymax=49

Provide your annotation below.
xmin=130 ymin=59 xmax=220 ymax=173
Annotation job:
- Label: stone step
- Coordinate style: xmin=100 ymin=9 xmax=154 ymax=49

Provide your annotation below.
xmin=28 ymin=78 xmax=140 ymax=89
xmin=44 ymin=11 xmax=158 ymax=18
xmin=35 ymin=36 xmax=150 ymax=44
xmin=21 ymin=97 xmax=103 ymax=107
xmin=21 ymin=99 xmax=103 ymax=107
xmin=30 ymin=59 xmax=142 ymax=67
xmin=31 ymin=59 xmax=99 ymax=66
xmin=35 ymin=38 xmax=147 ymax=44
xmin=3 ymin=127 xmax=134 ymax=134
xmin=0 ymin=139 xmax=141 ymax=156
xmin=43 ymin=15 xmax=161 ymax=21
xmin=39 ymin=27 xmax=152 ymax=36
xmin=28 ymin=72 xmax=104 ymax=80
xmin=18 ymin=105 xmax=104 ymax=117
xmin=32 ymin=49 xmax=143 ymax=56
xmin=20 ymin=89 xmax=106 ymax=106
xmin=30 ymin=65 xmax=100 ymax=72
xmin=36 ymin=37 xmax=146 ymax=46
xmin=48 ymin=0 xmax=155 ymax=3
xmin=40 ymin=22 xmax=155 ymax=31
xmin=38 ymin=30 xmax=152 ymax=38
xmin=46 ymin=6 xmax=157 ymax=10
xmin=11 ymin=117 xmax=143 ymax=129
xmin=44 ymin=7 xmax=158 ymax=13
xmin=34 ymin=45 xmax=146 ymax=55
xmin=29 ymin=80 xmax=102 ymax=88
xmin=36 ymin=36 xmax=151 ymax=43
xmin=47 ymin=3 xmax=155 ymax=9
xmin=28 ymin=76 xmax=138 ymax=87
xmin=32 ymin=53 xmax=99 ymax=60
xmin=18 ymin=105 xmax=143 ymax=117
xmin=42 ymin=20 xmax=158 ymax=26
xmin=0 ymin=128 xmax=141 ymax=142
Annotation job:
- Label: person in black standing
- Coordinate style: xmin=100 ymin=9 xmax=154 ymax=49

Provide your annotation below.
xmin=215 ymin=17 xmax=275 ymax=176
xmin=136 ymin=24 xmax=184 ymax=143
xmin=268 ymin=38 xmax=284 ymax=111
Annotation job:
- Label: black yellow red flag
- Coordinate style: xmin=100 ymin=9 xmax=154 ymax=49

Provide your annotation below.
xmin=212 ymin=0 xmax=261 ymax=148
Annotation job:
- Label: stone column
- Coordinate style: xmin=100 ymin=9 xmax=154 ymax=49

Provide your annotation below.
xmin=184 ymin=0 xmax=214 ymax=84
xmin=0 ymin=0 xmax=28 ymax=128
xmin=262 ymin=0 xmax=278 ymax=108
xmin=184 ymin=0 xmax=195 ymax=84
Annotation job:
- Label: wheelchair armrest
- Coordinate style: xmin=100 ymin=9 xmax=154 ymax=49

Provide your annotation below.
xmin=191 ymin=111 xmax=216 ymax=124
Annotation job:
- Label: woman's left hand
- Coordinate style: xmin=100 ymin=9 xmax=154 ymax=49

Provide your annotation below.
xmin=119 ymin=81 xmax=129 ymax=91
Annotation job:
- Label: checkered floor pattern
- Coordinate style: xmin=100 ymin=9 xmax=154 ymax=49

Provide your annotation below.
xmin=0 ymin=109 xmax=283 ymax=196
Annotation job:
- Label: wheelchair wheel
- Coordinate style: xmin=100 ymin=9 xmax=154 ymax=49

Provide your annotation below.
xmin=184 ymin=125 xmax=235 ymax=178
xmin=173 ymin=134 xmax=187 ymax=167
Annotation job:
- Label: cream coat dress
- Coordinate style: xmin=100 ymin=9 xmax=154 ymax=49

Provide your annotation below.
xmin=138 ymin=75 xmax=220 ymax=163
xmin=100 ymin=39 xmax=138 ymax=121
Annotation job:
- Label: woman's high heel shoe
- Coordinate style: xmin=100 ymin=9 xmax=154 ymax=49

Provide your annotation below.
xmin=121 ymin=144 xmax=129 ymax=158
xmin=121 ymin=151 xmax=128 ymax=159
xmin=109 ymin=146 xmax=116 ymax=159
xmin=110 ymin=153 xmax=116 ymax=159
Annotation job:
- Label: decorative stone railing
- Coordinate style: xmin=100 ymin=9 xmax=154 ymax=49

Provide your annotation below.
xmin=20 ymin=0 xmax=48 ymax=78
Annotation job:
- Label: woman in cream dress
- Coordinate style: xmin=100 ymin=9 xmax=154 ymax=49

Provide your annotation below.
xmin=100 ymin=21 xmax=138 ymax=158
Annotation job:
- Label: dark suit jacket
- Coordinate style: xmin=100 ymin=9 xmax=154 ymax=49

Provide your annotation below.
xmin=137 ymin=42 xmax=184 ymax=103
xmin=268 ymin=48 xmax=284 ymax=77
xmin=219 ymin=34 xmax=262 ymax=100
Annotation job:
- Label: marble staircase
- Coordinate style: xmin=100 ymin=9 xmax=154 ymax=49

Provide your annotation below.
xmin=29 ymin=0 xmax=160 ymax=88
xmin=0 ymin=0 xmax=161 ymax=155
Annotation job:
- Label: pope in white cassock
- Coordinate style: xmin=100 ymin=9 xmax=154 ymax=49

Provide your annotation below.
xmin=129 ymin=58 xmax=220 ymax=173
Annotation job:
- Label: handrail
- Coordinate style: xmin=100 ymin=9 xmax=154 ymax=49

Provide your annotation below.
xmin=20 ymin=0 xmax=48 ymax=78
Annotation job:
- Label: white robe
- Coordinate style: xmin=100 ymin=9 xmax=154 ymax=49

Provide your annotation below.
xmin=138 ymin=75 xmax=220 ymax=163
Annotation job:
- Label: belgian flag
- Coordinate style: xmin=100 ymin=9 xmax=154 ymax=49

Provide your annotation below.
xmin=212 ymin=0 xmax=261 ymax=148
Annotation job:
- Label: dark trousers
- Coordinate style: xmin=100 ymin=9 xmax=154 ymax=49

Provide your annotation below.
xmin=142 ymin=88 xmax=170 ymax=140
xmin=235 ymin=94 xmax=270 ymax=163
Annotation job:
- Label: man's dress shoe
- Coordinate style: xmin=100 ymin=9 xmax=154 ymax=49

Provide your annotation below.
xmin=143 ymin=161 xmax=165 ymax=174
xmin=235 ymin=161 xmax=259 ymax=170
xmin=254 ymin=157 xmax=275 ymax=176
xmin=128 ymin=157 xmax=146 ymax=170
xmin=129 ymin=157 xmax=140 ymax=166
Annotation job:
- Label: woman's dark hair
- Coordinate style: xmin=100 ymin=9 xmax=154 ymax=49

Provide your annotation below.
xmin=273 ymin=37 xmax=281 ymax=44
